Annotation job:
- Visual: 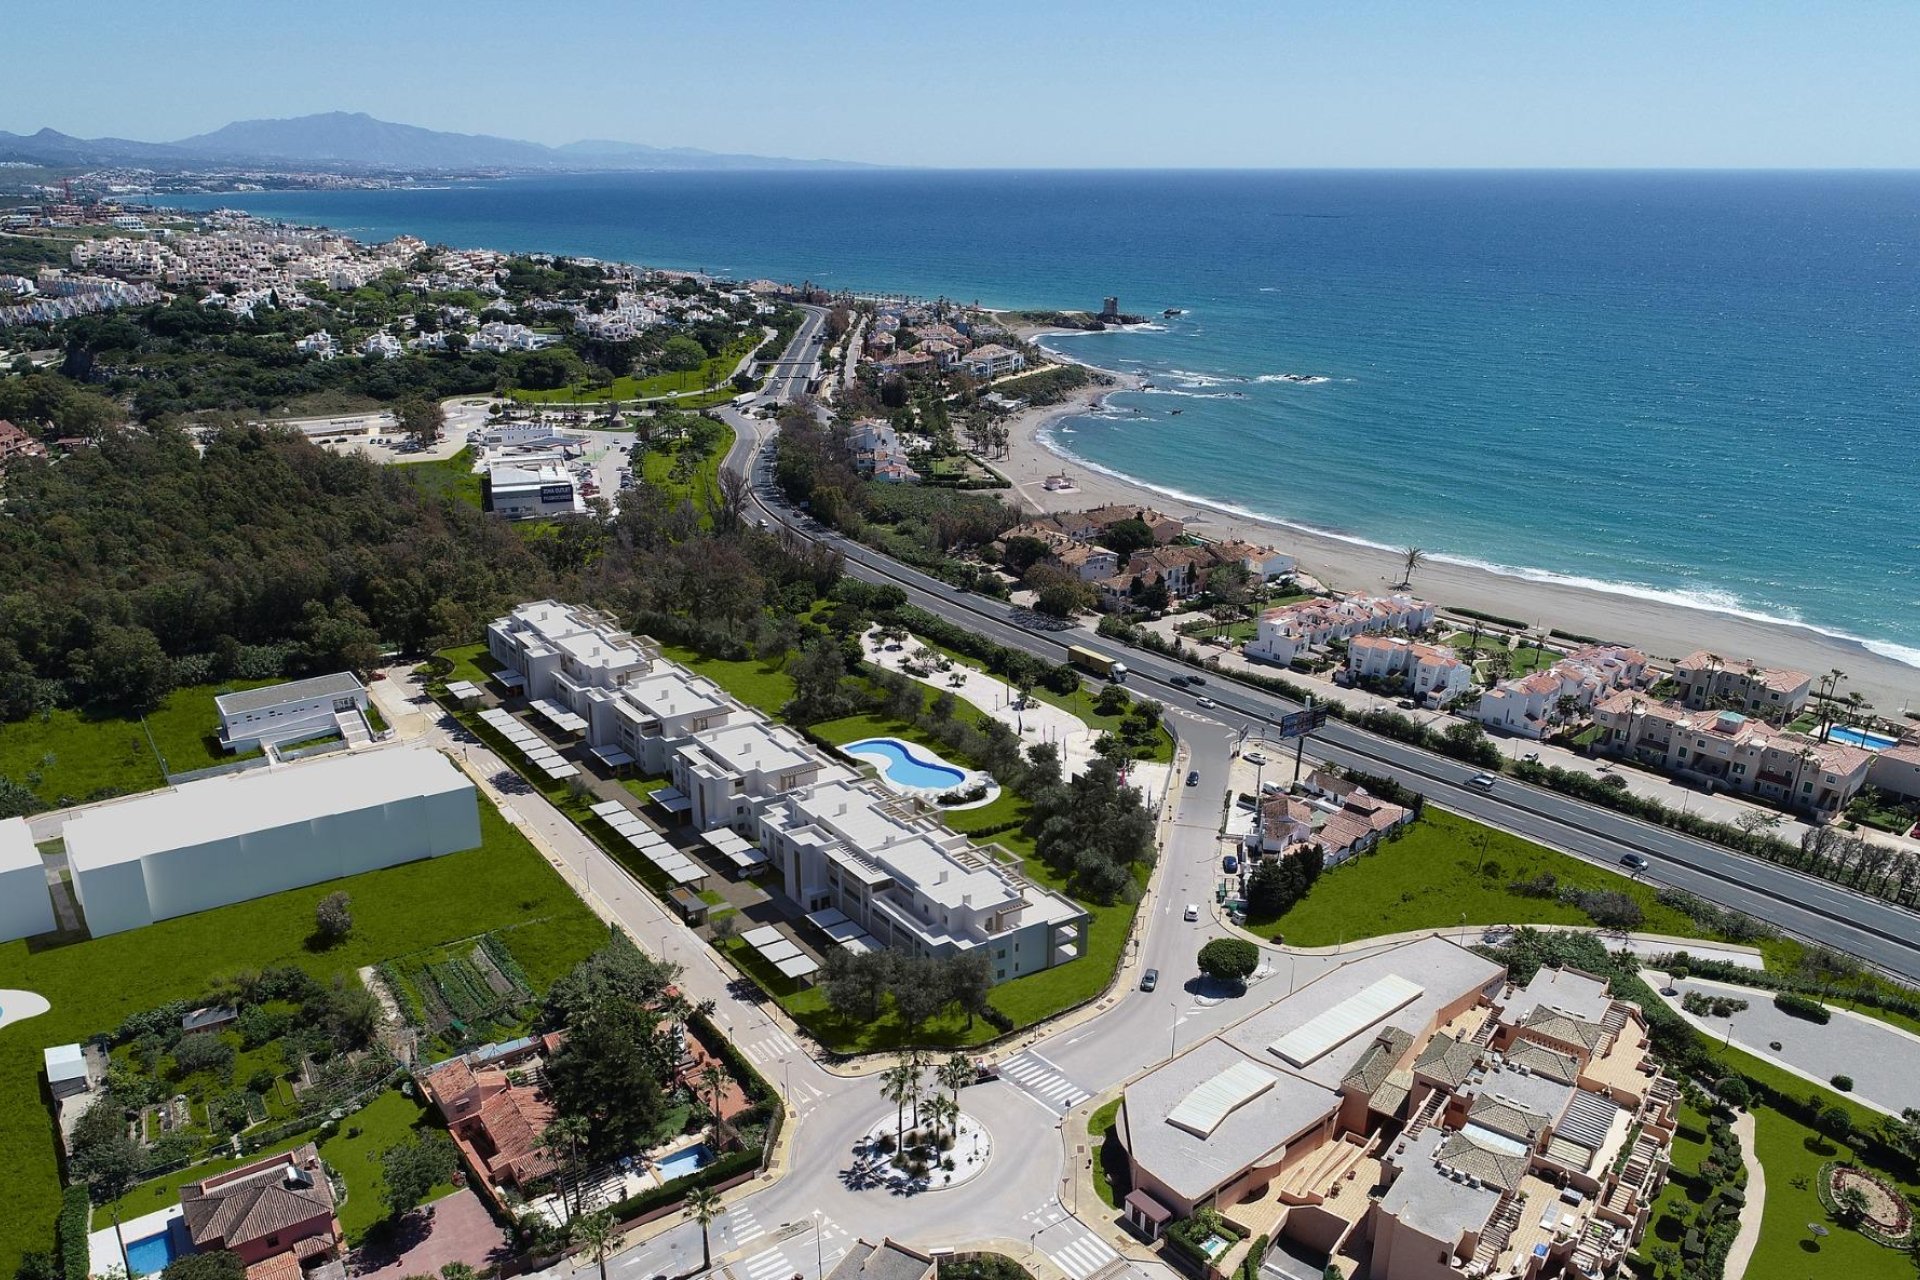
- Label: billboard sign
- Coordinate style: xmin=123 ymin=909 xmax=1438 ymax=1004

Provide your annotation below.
xmin=1276 ymin=707 xmax=1328 ymax=740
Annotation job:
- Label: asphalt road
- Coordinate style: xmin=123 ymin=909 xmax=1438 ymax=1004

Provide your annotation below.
xmin=718 ymin=405 xmax=1920 ymax=984
xmin=753 ymin=305 xmax=828 ymax=402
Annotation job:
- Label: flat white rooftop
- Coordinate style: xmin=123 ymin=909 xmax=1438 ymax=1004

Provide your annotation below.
xmin=0 ymin=815 xmax=38 ymax=874
xmin=64 ymin=747 xmax=471 ymax=871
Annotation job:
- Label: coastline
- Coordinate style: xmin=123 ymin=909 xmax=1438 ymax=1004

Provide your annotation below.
xmin=993 ymin=344 xmax=1920 ymax=714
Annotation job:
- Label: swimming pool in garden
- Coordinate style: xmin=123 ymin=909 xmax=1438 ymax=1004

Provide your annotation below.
xmin=124 ymin=1230 xmax=181 ymax=1278
xmin=657 ymin=1141 xmax=713 ymax=1181
xmin=844 ymin=738 xmax=968 ymax=791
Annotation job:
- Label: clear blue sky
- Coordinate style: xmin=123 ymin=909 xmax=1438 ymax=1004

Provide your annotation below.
xmin=9 ymin=0 xmax=1919 ymax=167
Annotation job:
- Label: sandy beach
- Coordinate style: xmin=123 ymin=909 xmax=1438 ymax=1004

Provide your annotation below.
xmin=991 ymin=359 xmax=1920 ymax=715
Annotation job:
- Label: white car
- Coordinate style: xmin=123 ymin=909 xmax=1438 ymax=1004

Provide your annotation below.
xmin=1195 ymin=696 xmax=1216 ymax=709
xmin=1183 ymin=903 xmax=1200 ymax=922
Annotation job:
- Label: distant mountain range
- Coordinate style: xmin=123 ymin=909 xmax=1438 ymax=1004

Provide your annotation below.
xmin=0 ymin=111 xmax=872 ymax=172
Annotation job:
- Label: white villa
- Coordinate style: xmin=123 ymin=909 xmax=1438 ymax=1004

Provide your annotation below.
xmin=215 ymin=672 xmax=370 ymax=754
xmin=1246 ymin=594 xmax=1436 ymax=668
xmin=1345 ymin=636 xmax=1476 ymax=706
xmin=960 ymin=344 xmax=1025 ymax=379
xmin=1473 ymin=645 xmax=1648 ymax=740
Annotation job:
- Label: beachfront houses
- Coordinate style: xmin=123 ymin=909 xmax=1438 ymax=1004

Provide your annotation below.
xmin=1245 ymin=594 xmax=1437 ymax=669
xmin=1345 ymin=636 xmax=1477 ymax=707
xmin=1116 ymin=939 xmax=1678 ymax=1280
xmin=1471 ymin=646 xmax=1648 ymax=740
xmin=63 ymin=747 xmax=480 ymax=937
xmin=1673 ymin=650 xmax=1812 ymax=720
xmin=960 ymin=343 xmax=1026 ymax=379
xmin=1590 ymin=694 xmax=1872 ymax=818
xmin=482 ymin=601 xmax=1088 ymax=980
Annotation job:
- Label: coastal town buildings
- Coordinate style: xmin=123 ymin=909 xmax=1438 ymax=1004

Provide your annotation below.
xmin=483 ymin=601 xmax=1087 ymax=979
xmin=0 ymin=418 xmax=47 ymax=466
xmin=1245 ymin=594 xmax=1437 ymax=668
xmin=419 ymin=1034 xmax=568 ymax=1198
xmin=1471 ymin=646 xmax=1647 ymax=740
xmin=1345 ymin=636 xmax=1477 ymax=707
xmin=1673 ymin=650 xmax=1812 ymax=719
xmin=960 ymin=343 xmax=1026 ymax=378
xmin=1590 ymin=693 xmax=1872 ymax=817
xmin=1117 ymin=940 xmax=1677 ymax=1280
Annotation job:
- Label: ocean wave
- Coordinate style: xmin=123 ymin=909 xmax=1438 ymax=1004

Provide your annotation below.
xmin=1029 ymin=425 xmax=1920 ymax=672
xmin=1253 ymin=373 xmax=1331 ymax=385
xmin=1167 ymin=369 xmax=1245 ymax=386
xmin=1138 ymin=387 xmax=1242 ymax=400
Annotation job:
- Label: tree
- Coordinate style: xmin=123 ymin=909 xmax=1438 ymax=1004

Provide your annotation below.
xmin=1714 ymin=1076 xmax=1751 ymax=1111
xmin=945 ymin=951 xmax=993 ymax=1029
xmin=684 ymin=1187 xmax=721 ymax=1271
xmin=544 ymin=999 xmax=668 ymax=1156
xmin=698 ymin=1062 xmax=732 ymax=1151
xmin=1834 ymin=1184 xmax=1871 ymax=1225
xmin=1246 ymin=858 xmax=1303 ymax=921
xmin=325 ymin=980 xmax=383 ymax=1049
xmin=171 ymin=1034 xmax=236 ymax=1081
xmin=162 ymin=1254 xmax=246 ymax=1280
xmin=314 ymin=891 xmax=353 ymax=944
xmin=1102 ymin=518 xmax=1155 ymax=559
xmin=1399 ymin=546 xmax=1426 ymax=587
xmin=380 ymin=1131 xmax=457 ymax=1220
xmin=69 ymin=624 xmax=174 ymax=715
xmin=882 ymin=1062 xmax=919 ymax=1147
xmin=661 ymin=335 xmax=709 ymax=373
xmin=1197 ymin=937 xmax=1260 ymax=983
xmin=440 ymin=1265 xmax=478 ymax=1280
xmin=822 ymin=949 xmax=893 ymax=1023
xmin=890 ymin=956 xmax=950 ymax=1041
xmin=925 ymin=1094 xmax=960 ymax=1144
xmin=394 ymin=395 xmax=445 ymax=447
xmin=571 ymin=1211 xmax=621 ymax=1280
xmin=938 ymin=1053 xmax=974 ymax=1116
xmin=539 ymin=1115 xmax=592 ymax=1223
xmin=1819 ymin=1104 xmax=1854 ymax=1142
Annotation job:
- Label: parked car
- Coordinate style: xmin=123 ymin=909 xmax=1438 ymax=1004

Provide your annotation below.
xmin=1619 ymin=854 xmax=1651 ymax=872
xmin=1186 ymin=770 xmax=1201 ymax=787
xmin=1139 ymin=968 xmax=1160 ymax=992
xmin=1245 ymin=751 xmax=1267 ymax=766
xmin=1223 ymin=855 xmax=1239 ymax=874
xmin=1468 ymin=773 xmax=1498 ymax=792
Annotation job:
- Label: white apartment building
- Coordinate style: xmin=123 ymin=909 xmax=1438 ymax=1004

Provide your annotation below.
xmin=1346 ymin=636 xmax=1476 ymax=706
xmin=757 ymin=778 xmax=1084 ymax=980
xmin=960 ymin=344 xmax=1026 ymax=379
xmin=487 ymin=600 xmax=654 ymax=707
xmin=1246 ymin=594 xmax=1437 ymax=668
xmin=295 ymin=330 xmax=339 ymax=359
xmin=1473 ymin=645 xmax=1646 ymax=739
xmin=671 ymin=720 xmax=840 ymax=832
xmin=0 ymin=816 xmax=55 ymax=942
xmin=215 ymin=672 xmax=370 ymax=754
xmin=488 ymin=457 xmax=584 ymax=519
xmin=361 ymin=331 xmax=403 ymax=359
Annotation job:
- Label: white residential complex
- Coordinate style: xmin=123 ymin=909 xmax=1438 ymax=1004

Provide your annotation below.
xmin=484 ymin=601 xmax=1088 ymax=979
xmin=1472 ymin=645 xmax=1648 ymax=740
xmin=1246 ymin=594 xmax=1437 ymax=668
xmin=64 ymin=747 xmax=479 ymax=937
xmin=1345 ymin=636 xmax=1476 ymax=706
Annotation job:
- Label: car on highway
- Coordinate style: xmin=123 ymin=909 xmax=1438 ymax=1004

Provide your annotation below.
xmin=1169 ymin=675 xmax=1191 ymax=688
xmin=1185 ymin=770 xmax=1200 ymax=787
xmin=1183 ymin=903 xmax=1200 ymax=922
xmin=1468 ymin=773 xmax=1498 ymax=791
xmin=1187 ymin=675 xmax=1207 ymax=686
xmin=1195 ymin=696 xmax=1216 ymax=709
xmin=1619 ymin=853 xmax=1651 ymax=872
xmin=1139 ymin=968 xmax=1160 ymax=992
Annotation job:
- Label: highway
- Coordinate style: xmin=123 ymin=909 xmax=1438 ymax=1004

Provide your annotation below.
xmin=717 ymin=384 xmax=1920 ymax=985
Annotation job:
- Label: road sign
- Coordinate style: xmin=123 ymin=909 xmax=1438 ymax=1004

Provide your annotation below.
xmin=1276 ymin=707 xmax=1328 ymax=739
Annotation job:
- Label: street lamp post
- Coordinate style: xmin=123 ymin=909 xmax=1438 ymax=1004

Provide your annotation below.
xmin=1168 ymin=1000 xmax=1179 ymax=1061
xmin=813 ymin=1209 xmax=824 ymax=1280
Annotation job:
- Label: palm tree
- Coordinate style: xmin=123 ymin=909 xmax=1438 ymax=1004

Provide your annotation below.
xmin=905 ymin=1050 xmax=931 ymax=1130
xmin=440 ymin=1264 xmax=479 ymax=1280
xmin=938 ymin=1053 xmax=974 ymax=1116
xmin=571 ymin=1211 xmax=621 ymax=1280
xmin=1398 ymin=546 xmax=1425 ymax=588
xmin=881 ymin=1064 xmax=916 ymax=1150
xmin=925 ymin=1094 xmax=960 ymax=1145
xmin=540 ymin=1114 xmax=592 ymax=1223
xmin=684 ymin=1186 xmax=722 ymax=1271
xmin=698 ymin=1063 xmax=732 ymax=1151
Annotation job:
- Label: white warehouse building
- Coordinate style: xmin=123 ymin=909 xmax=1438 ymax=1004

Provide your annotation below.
xmin=64 ymin=747 xmax=480 ymax=937
xmin=0 ymin=816 xmax=56 ymax=942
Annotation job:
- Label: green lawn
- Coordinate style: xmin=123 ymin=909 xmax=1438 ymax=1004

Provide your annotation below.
xmin=1722 ymin=1046 xmax=1920 ymax=1280
xmin=396 ymin=448 xmax=484 ymax=508
xmin=1445 ymin=632 xmax=1558 ymax=677
xmin=105 ymin=1128 xmax=323 ymax=1222
xmin=1638 ymin=1101 xmax=1715 ymax=1268
xmin=0 ymin=793 xmax=606 ymax=1275
xmin=318 ymin=1089 xmax=458 ymax=1242
xmin=1260 ymin=807 xmax=1721 ymax=944
xmin=657 ymin=645 xmax=797 ymax=715
xmin=0 ymin=678 xmax=279 ymax=812
xmin=1088 ymin=1098 xmax=1123 ymax=1208
xmin=436 ymin=642 xmax=503 ymax=688
xmin=509 ymin=337 xmax=758 ymax=405
xmin=637 ymin=425 xmax=734 ymax=516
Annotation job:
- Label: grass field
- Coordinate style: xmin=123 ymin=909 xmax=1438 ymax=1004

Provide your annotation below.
xmin=0 ymin=792 xmax=606 ymax=1276
xmin=318 ymin=1089 xmax=459 ymax=1241
xmin=638 ymin=428 xmax=733 ymax=516
xmin=396 ymin=447 xmax=484 ymax=508
xmin=436 ymin=642 xmax=503 ymax=689
xmin=0 ymin=678 xmax=278 ymax=812
xmin=1259 ymin=807 xmax=1731 ymax=945
xmin=509 ymin=337 xmax=758 ymax=405
xmin=1088 ymin=1098 xmax=1123 ymax=1208
xmin=656 ymin=645 xmax=797 ymax=716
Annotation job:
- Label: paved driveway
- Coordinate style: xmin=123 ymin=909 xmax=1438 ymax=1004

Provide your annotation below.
xmin=351 ymin=1188 xmax=510 ymax=1280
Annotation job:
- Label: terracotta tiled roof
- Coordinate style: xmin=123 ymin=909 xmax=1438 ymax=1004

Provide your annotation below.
xmin=246 ymin=1253 xmax=303 ymax=1280
xmin=478 ymin=1085 xmax=557 ymax=1183
xmin=182 ymin=1145 xmax=336 ymax=1252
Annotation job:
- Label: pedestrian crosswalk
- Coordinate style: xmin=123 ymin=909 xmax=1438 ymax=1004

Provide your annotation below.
xmin=1045 ymin=1230 xmax=1119 ymax=1280
xmin=724 ymin=1203 xmax=765 ymax=1247
xmin=743 ymin=1027 xmax=799 ymax=1065
xmin=998 ymin=1050 xmax=1089 ymax=1111
xmin=733 ymin=1216 xmax=847 ymax=1280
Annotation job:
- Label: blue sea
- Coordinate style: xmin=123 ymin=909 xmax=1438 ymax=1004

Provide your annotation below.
xmin=155 ymin=171 xmax=1920 ymax=668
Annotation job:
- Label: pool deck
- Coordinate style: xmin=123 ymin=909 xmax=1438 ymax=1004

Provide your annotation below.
xmin=0 ymin=988 xmax=51 ymax=1031
xmin=88 ymin=1204 xmax=183 ymax=1278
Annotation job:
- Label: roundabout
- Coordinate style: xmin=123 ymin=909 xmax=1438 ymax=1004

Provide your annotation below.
xmin=846 ymin=1110 xmax=993 ymax=1195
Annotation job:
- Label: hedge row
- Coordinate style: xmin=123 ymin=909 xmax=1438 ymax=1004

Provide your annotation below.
xmin=58 ymin=1185 xmax=88 ymax=1280
xmin=1657 ymin=953 xmax=1920 ymax=1024
xmin=1773 ymin=992 xmax=1832 ymax=1024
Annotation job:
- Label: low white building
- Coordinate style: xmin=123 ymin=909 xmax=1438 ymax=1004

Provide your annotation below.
xmin=295 ymin=330 xmax=338 ymax=359
xmin=487 ymin=599 xmax=654 ymax=705
xmin=0 ymin=816 xmax=55 ymax=941
xmin=671 ymin=720 xmax=840 ymax=832
xmin=1345 ymin=636 xmax=1475 ymax=706
xmin=488 ymin=457 xmax=584 ymax=520
xmin=1473 ymin=644 xmax=1646 ymax=739
xmin=361 ymin=331 xmax=403 ymax=359
xmin=64 ymin=747 xmax=480 ymax=937
xmin=215 ymin=672 xmax=370 ymax=754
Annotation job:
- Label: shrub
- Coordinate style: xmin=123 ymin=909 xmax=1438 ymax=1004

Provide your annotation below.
xmin=1831 ymin=1075 xmax=1854 ymax=1092
xmin=59 ymin=1185 xmax=90 ymax=1280
xmin=1774 ymin=992 xmax=1831 ymax=1024
xmin=1715 ymin=1077 xmax=1751 ymax=1110
xmin=1197 ymin=937 xmax=1260 ymax=983
xmin=315 ymin=891 xmax=353 ymax=944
